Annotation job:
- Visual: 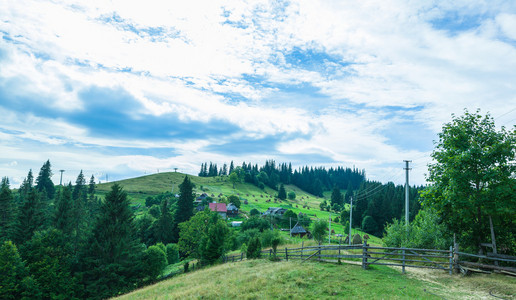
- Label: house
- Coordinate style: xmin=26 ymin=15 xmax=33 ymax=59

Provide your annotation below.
xmin=195 ymin=193 xmax=209 ymax=204
xmin=290 ymin=223 xmax=309 ymax=238
xmin=209 ymin=202 xmax=227 ymax=219
xmin=263 ymin=207 xmax=287 ymax=216
xmin=227 ymin=203 xmax=239 ymax=217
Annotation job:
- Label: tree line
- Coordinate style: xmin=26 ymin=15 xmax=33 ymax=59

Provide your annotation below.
xmin=199 ymin=160 xmax=366 ymax=197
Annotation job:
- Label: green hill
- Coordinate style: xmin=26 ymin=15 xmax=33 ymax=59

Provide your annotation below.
xmin=95 ymin=172 xmax=378 ymax=244
xmin=115 ymin=258 xmax=515 ymax=300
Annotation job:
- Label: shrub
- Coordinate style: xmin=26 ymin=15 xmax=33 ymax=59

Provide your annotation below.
xmin=312 ymin=219 xmax=328 ymax=245
xmin=246 ymin=237 xmax=262 ymax=259
xmin=166 ymin=243 xmax=179 ymax=264
xmin=287 ymin=191 xmax=296 ymax=200
xmin=143 ymin=245 xmax=167 ymax=281
xmin=241 ymin=217 xmax=269 ymax=232
xmin=260 ymin=229 xmax=282 ymax=248
xmin=249 ymin=208 xmax=260 ymax=216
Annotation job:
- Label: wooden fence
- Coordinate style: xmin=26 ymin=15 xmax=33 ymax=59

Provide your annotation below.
xmin=222 ymin=242 xmax=516 ymax=276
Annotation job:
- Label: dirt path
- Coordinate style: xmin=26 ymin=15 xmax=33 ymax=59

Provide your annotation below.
xmin=390 ymin=266 xmax=515 ymax=299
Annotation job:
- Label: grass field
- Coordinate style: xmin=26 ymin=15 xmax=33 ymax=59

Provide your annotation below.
xmin=115 ymin=258 xmax=516 ymax=299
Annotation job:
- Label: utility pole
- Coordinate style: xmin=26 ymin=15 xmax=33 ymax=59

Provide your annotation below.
xmin=349 ymin=196 xmax=353 ymax=246
xmin=59 ymin=170 xmax=65 ymax=186
xmin=404 ymin=160 xmax=411 ymax=228
xmin=329 ymin=212 xmax=332 ymax=245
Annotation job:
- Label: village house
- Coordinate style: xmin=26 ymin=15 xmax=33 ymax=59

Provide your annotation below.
xmin=226 ymin=203 xmax=239 ymax=217
xmin=263 ymin=207 xmax=287 ymax=216
xmin=209 ymin=202 xmax=227 ymax=219
xmin=290 ymin=222 xmax=309 ymax=238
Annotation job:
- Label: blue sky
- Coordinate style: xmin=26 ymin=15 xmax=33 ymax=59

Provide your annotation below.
xmin=1 ymin=0 xmax=515 ymax=187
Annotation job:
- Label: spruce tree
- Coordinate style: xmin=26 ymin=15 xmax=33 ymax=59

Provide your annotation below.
xmin=0 ymin=241 xmax=41 ymax=299
xmin=0 ymin=177 xmax=15 ymax=241
xmin=35 ymin=160 xmax=55 ymax=200
xmin=152 ymin=199 xmax=175 ymax=245
xmin=54 ymin=184 xmax=74 ymax=235
xmin=330 ymin=185 xmax=344 ymax=208
xmin=12 ymin=189 xmax=44 ymax=245
xmin=278 ymin=184 xmax=287 ymax=200
xmin=172 ymin=176 xmax=194 ymax=242
xmin=18 ymin=170 xmax=34 ymax=202
xmin=80 ymin=184 xmax=144 ymax=299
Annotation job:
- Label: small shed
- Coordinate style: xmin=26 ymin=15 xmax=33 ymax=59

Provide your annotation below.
xmin=290 ymin=223 xmax=309 ymax=238
xmin=231 ymin=221 xmax=243 ymax=227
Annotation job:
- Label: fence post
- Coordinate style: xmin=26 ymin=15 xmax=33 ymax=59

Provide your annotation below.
xmin=241 ymin=253 xmax=243 ymax=261
xmin=453 ymin=243 xmax=460 ymax=274
xmin=449 ymin=245 xmax=453 ymax=275
xmin=402 ymin=249 xmax=406 ymax=274
xmin=362 ymin=241 xmax=367 ymax=270
xmin=285 ymin=248 xmax=288 ymax=261
xmin=270 ymin=249 xmax=272 ymax=258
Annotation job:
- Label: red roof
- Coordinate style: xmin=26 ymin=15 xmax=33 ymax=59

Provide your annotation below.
xmin=209 ymin=202 xmax=227 ymax=212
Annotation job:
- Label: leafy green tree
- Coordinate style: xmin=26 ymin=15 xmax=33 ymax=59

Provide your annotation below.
xmin=240 ymin=216 xmax=269 ymax=232
xmin=22 ymin=229 xmax=77 ymax=299
xmin=229 ymin=170 xmax=240 ymax=189
xmin=80 ymin=184 xmax=144 ymax=299
xmin=135 ymin=213 xmax=155 ymax=245
xmin=172 ymin=176 xmax=195 ymax=242
xmin=277 ymin=184 xmax=286 ymax=200
xmin=249 ymin=208 xmax=260 ymax=216
xmin=143 ymin=245 xmax=167 ymax=282
xmin=178 ymin=210 xmax=218 ymax=259
xmin=287 ymin=190 xmax=296 ymax=200
xmin=166 ymin=243 xmax=179 ymax=264
xmin=35 ymin=160 xmax=55 ymax=200
xmin=227 ymin=195 xmax=241 ymax=208
xmin=148 ymin=205 xmax=161 ymax=219
xmin=421 ymin=110 xmax=516 ymax=253
xmin=0 ymin=241 xmax=40 ymax=300
xmin=152 ymin=199 xmax=175 ymax=245
xmin=330 ymin=185 xmax=344 ymax=209
xmin=0 ymin=177 xmax=16 ymax=241
xmin=312 ymin=219 xmax=328 ymax=245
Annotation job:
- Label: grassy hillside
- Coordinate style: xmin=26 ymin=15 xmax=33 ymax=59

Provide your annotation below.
xmin=117 ymin=260 xmax=443 ymax=299
xmin=95 ymin=172 xmax=379 ymax=244
xmin=116 ymin=258 xmax=516 ymax=299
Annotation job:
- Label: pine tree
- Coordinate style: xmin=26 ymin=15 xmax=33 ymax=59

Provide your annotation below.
xmin=172 ymin=176 xmax=194 ymax=242
xmin=229 ymin=161 xmax=234 ymax=174
xmin=330 ymin=185 xmax=344 ymax=208
xmin=18 ymin=170 xmax=34 ymax=201
xmin=80 ymin=184 xmax=144 ymax=299
xmin=72 ymin=171 xmax=88 ymax=252
xmin=35 ymin=160 xmax=55 ymax=200
xmin=278 ymin=184 xmax=287 ymax=200
xmin=0 ymin=177 xmax=16 ymax=241
xmin=0 ymin=241 xmax=41 ymax=299
xmin=152 ymin=199 xmax=175 ymax=244
xmin=54 ymin=184 xmax=74 ymax=235
xmin=12 ymin=189 xmax=44 ymax=245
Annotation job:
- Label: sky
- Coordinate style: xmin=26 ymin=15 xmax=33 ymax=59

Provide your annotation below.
xmin=1 ymin=0 xmax=516 ymax=187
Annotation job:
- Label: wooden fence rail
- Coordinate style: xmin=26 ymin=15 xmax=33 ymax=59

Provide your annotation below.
xmin=221 ymin=243 xmax=516 ymax=276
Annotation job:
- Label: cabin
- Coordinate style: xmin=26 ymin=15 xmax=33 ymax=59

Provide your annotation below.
xmin=227 ymin=203 xmax=239 ymax=217
xmin=263 ymin=207 xmax=287 ymax=216
xmin=290 ymin=223 xmax=309 ymax=238
xmin=195 ymin=193 xmax=209 ymax=204
xmin=209 ymin=202 xmax=227 ymax=219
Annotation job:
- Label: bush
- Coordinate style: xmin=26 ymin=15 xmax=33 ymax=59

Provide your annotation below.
xmin=260 ymin=229 xmax=282 ymax=248
xmin=361 ymin=216 xmax=378 ymax=236
xmin=383 ymin=208 xmax=451 ymax=249
xmin=166 ymin=243 xmax=179 ymax=264
xmin=312 ymin=219 xmax=328 ymax=245
xmin=246 ymin=237 xmax=262 ymax=259
xmin=249 ymin=208 xmax=260 ymax=216
xmin=287 ymin=191 xmax=296 ymax=200
xmin=143 ymin=245 xmax=167 ymax=281
xmin=241 ymin=217 xmax=269 ymax=232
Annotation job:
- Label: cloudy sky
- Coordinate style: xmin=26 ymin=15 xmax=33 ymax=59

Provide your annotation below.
xmin=1 ymin=0 xmax=516 ymax=187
